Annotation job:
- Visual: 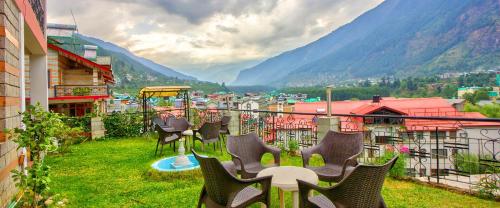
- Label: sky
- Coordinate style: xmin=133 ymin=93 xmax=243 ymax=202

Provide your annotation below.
xmin=48 ymin=0 xmax=383 ymax=82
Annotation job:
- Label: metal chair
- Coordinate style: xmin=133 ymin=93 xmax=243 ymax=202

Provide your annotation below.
xmin=301 ymin=131 xmax=363 ymax=183
xmin=226 ymin=133 xmax=281 ymax=179
xmin=193 ymin=150 xmax=272 ymax=208
xmin=297 ymin=156 xmax=398 ymax=208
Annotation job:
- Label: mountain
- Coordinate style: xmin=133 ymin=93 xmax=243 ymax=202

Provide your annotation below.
xmin=233 ymin=0 xmax=500 ymax=86
xmin=76 ymin=34 xmax=195 ymax=80
xmin=66 ymin=34 xmax=224 ymax=94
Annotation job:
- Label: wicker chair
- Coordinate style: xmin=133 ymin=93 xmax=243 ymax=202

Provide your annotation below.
xmin=219 ymin=115 xmax=231 ymax=142
xmin=193 ymin=151 xmax=272 ymax=208
xmin=153 ymin=117 xmax=167 ymax=128
xmin=154 ymin=124 xmax=180 ymax=156
xmin=193 ymin=121 xmax=222 ymax=152
xmin=297 ymin=156 xmax=398 ymax=208
xmin=301 ymin=131 xmax=363 ymax=183
xmin=227 ymin=133 xmax=281 ymax=179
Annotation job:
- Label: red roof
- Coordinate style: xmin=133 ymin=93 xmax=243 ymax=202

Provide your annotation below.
xmin=291 ymin=97 xmax=500 ymax=131
xmin=48 ymin=44 xmax=115 ymax=84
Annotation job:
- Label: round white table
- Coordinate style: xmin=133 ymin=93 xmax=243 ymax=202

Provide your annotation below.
xmin=257 ymin=166 xmax=318 ymax=208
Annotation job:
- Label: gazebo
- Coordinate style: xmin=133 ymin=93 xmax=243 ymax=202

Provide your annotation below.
xmin=139 ymin=86 xmax=191 ymax=132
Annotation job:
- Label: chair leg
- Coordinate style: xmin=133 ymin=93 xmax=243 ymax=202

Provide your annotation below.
xmin=160 ymin=144 xmax=164 ymax=156
xmin=155 ymin=139 xmax=160 ymax=156
xmin=173 ymin=141 xmax=176 ymax=152
xmin=213 ymin=142 xmax=216 ymax=151
xmin=220 ymin=141 xmax=223 ymax=154
xmin=197 ymin=186 xmax=207 ymax=208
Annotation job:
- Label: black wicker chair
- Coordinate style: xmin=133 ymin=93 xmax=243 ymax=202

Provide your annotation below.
xmin=226 ymin=133 xmax=281 ymax=179
xmin=154 ymin=124 xmax=180 ymax=156
xmin=297 ymin=156 xmax=398 ymax=208
xmin=219 ymin=115 xmax=231 ymax=142
xmin=301 ymin=131 xmax=364 ymax=183
xmin=193 ymin=121 xmax=222 ymax=152
xmin=193 ymin=151 xmax=272 ymax=208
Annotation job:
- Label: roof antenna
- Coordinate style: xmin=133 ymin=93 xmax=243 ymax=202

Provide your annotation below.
xmin=70 ymin=9 xmax=79 ymax=52
xmin=70 ymin=9 xmax=79 ymax=33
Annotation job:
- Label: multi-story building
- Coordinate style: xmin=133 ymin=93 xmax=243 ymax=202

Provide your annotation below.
xmin=0 ymin=0 xmax=48 ymax=205
xmin=34 ymin=23 xmax=114 ymax=116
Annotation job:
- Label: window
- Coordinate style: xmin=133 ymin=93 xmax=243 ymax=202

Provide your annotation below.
xmin=375 ymin=136 xmax=390 ymax=144
xmin=416 ymin=132 xmax=424 ymax=140
xmin=430 ymin=131 xmax=446 ymax=140
xmin=431 ymin=149 xmax=448 ymax=159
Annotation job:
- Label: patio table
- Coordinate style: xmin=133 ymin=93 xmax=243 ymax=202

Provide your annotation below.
xmin=257 ymin=166 xmax=318 ymax=208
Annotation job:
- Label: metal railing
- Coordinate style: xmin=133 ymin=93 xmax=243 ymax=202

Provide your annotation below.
xmin=54 ymin=85 xmax=110 ymax=97
xmin=28 ymin=0 xmax=45 ymax=34
xmin=177 ymin=108 xmax=499 ymax=193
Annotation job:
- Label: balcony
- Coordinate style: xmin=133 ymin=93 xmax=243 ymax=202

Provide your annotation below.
xmin=53 ymin=85 xmax=110 ymax=98
xmin=28 ymin=0 xmax=46 ymax=34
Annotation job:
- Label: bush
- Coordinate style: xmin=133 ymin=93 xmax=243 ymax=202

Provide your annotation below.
xmin=376 ymin=151 xmax=407 ymax=178
xmin=103 ymin=112 xmax=142 ymax=138
xmin=10 ymin=104 xmax=68 ymax=207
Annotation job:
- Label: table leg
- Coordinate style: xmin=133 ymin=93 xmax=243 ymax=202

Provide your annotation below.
xmin=292 ymin=191 xmax=299 ymax=208
xmin=279 ymin=188 xmax=285 ymax=208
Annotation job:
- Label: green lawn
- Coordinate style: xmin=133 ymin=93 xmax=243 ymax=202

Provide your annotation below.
xmin=45 ymin=136 xmax=499 ymax=208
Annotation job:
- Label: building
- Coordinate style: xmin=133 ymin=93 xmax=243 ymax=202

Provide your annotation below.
xmin=292 ymin=97 xmax=500 ymax=176
xmin=37 ymin=23 xmax=114 ymax=116
xmin=0 ymin=0 xmax=48 ymax=205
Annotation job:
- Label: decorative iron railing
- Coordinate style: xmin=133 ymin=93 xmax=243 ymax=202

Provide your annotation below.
xmin=28 ymin=0 xmax=45 ymax=34
xmin=225 ymin=108 xmax=500 ymax=193
xmin=54 ymin=85 xmax=110 ymax=97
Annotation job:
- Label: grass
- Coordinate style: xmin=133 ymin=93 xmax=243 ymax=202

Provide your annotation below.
xmin=45 ymin=136 xmax=499 ymax=208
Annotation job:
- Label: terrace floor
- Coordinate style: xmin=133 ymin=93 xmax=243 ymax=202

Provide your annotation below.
xmin=45 ymin=136 xmax=499 ymax=208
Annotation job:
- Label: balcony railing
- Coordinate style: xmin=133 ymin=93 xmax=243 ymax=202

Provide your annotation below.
xmin=54 ymin=85 xmax=110 ymax=97
xmin=28 ymin=0 xmax=46 ymax=34
xmin=157 ymin=108 xmax=499 ymax=193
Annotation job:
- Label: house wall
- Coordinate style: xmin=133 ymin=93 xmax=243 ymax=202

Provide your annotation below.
xmin=0 ymin=0 xmax=21 ymax=205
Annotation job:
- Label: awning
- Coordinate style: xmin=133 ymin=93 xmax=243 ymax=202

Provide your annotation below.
xmin=48 ymin=43 xmax=115 ymax=84
xmin=139 ymin=86 xmax=191 ymax=97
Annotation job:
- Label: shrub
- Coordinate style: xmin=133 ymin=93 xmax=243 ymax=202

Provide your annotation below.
xmin=103 ymin=111 xmax=142 ymax=138
xmin=287 ymin=140 xmax=299 ymax=156
xmin=475 ymin=168 xmax=500 ymax=200
xmin=10 ymin=104 xmax=68 ymax=207
xmin=376 ymin=150 xmax=407 ymax=178
xmin=72 ymin=87 xmax=92 ymax=96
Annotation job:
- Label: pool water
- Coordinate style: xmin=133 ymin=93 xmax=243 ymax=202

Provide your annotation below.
xmin=151 ymin=154 xmax=200 ymax=172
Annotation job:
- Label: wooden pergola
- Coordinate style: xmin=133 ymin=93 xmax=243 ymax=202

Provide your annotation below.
xmin=139 ymin=86 xmax=191 ymax=132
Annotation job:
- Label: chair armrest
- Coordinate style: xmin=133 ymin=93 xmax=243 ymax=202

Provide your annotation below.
xmin=341 ymin=151 xmax=362 ymax=177
xmin=301 ymin=145 xmax=320 ymax=167
xmin=297 ymin=179 xmax=332 ymax=206
xmin=227 ymin=175 xmax=273 ymax=206
xmin=227 ymin=151 xmax=245 ymax=172
xmin=238 ymin=175 xmax=273 ymax=189
xmin=222 ymin=161 xmax=237 ymax=176
xmin=264 ymin=146 xmax=281 ymax=165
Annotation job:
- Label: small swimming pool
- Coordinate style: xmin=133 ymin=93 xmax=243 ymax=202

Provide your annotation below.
xmin=151 ymin=154 xmax=200 ymax=172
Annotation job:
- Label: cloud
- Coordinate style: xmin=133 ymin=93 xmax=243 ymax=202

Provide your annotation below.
xmin=47 ymin=0 xmax=383 ymax=82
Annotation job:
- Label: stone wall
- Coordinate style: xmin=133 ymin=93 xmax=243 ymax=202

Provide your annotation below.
xmin=0 ymin=0 xmax=21 ymax=206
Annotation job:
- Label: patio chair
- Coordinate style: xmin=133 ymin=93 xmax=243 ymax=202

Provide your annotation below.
xmin=219 ymin=115 xmax=231 ymax=142
xmin=153 ymin=117 xmax=167 ymax=128
xmin=193 ymin=151 xmax=273 ymax=208
xmin=193 ymin=121 xmax=222 ymax=152
xmin=227 ymin=133 xmax=281 ymax=179
xmin=154 ymin=124 xmax=180 ymax=156
xmin=297 ymin=156 xmax=398 ymax=208
xmin=301 ymin=131 xmax=363 ymax=183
